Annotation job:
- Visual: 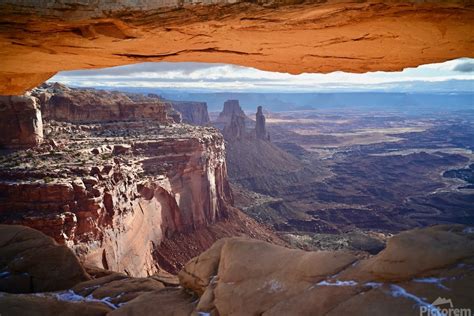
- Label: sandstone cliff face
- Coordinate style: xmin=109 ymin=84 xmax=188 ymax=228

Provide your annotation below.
xmin=33 ymin=83 xmax=170 ymax=124
xmin=0 ymin=83 xmax=286 ymax=277
xmin=0 ymin=1 xmax=472 ymax=95
xmin=0 ymin=94 xmax=43 ymax=148
xmin=223 ymin=113 xmax=246 ymax=140
xmin=169 ymin=101 xmax=210 ymax=126
xmin=0 ymin=123 xmax=232 ymax=277
xmin=216 ymin=100 xmax=246 ymax=124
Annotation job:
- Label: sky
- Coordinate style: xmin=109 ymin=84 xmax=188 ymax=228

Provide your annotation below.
xmin=49 ymin=58 xmax=474 ymax=93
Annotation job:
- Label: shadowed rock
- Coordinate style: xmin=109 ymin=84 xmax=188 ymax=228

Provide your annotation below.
xmin=0 ymin=225 xmax=90 ymax=293
xmin=255 ymin=106 xmax=267 ymax=140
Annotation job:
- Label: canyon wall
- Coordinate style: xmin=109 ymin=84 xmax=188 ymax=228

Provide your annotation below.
xmin=0 ymin=94 xmax=43 ymax=149
xmin=34 ymin=83 xmax=171 ymax=124
xmin=0 ymin=85 xmax=287 ymax=277
xmin=169 ymin=101 xmax=210 ymax=126
xmin=0 ymin=126 xmax=232 ymax=277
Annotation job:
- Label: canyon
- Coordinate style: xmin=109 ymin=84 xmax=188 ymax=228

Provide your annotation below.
xmin=0 ymin=83 xmax=282 ymax=277
xmin=216 ymin=102 xmax=474 ymax=253
xmin=0 ymin=0 xmax=473 ymax=315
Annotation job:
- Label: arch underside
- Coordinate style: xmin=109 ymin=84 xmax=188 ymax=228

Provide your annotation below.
xmin=0 ymin=0 xmax=473 ymax=95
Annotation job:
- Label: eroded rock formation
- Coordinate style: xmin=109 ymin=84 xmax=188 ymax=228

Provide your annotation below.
xmin=179 ymin=224 xmax=474 ymax=315
xmin=255 ymin=106 xmax=267 ymax=140
xmin=0 ymin=84 xmax=282 ymax=277
xmin=33 ymin=83 xmax=171 ymax=124
xmin=0 ymin=1 xmax=473 ymax=95
xmin=223 ymin=113 xmax=246 ymax=140
xmin=216 ymin=100 xmax=247 ymax=124
xmin=1 ymin=224 xmax=473 ymax=315
xmin=0 ymin=94 xmax=43 ymax=148
xmin=169 ymin=101 xmax=210 ymax=126
xmin=0 ymin=225 xmax=89 ymax=293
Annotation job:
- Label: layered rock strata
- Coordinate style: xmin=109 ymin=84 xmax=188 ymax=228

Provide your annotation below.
xmin=215 ymin=100 xmax=247 ymax=124
xmin=223 ymin=113 xmax=246 ymax=140
xmin=32 ymin=83 xmax=171 ymax=124
xmin=0 ymin=94 xmax=43 ymax=149
xmin=0 ymin=1 xmax=473 ymax=95
xmin=169 ymin=101 xmax=210 ymax=126
xmin=0 ymin=122 xmax=233 ymax=277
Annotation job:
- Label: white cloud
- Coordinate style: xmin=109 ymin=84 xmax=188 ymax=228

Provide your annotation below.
xmin=50 ymin=58 xmax=474 ymax=92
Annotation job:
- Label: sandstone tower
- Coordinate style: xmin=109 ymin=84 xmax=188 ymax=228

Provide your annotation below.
xmin=255 ymin=106 xmax=267 ymax=140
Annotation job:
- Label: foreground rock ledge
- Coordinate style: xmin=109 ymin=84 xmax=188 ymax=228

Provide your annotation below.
xmin=0 ymin=0 xmax=473 ymax=94
xmin=1 ymin=224 xmax=473 ymax=315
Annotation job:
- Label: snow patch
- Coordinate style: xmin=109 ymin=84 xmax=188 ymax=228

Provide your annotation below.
xmin=54 ymin=290 xmax=120 ymax=309
xmin=267 ymin=279 xmax=284 ymax=293
xmin=462 ymin=227 xmax=474 ymax=234
xmin=364 ymin=282 xmax=383 ymax=288
xmin=317 ymin=280 xmax=358 ymax=287
xmin=413 ymin=277 xmax=450 ymax=290
xmin=0 ymin=271 xmax=11 ymax=278
xmin=388 ymin=284 xmax=442 ymax=316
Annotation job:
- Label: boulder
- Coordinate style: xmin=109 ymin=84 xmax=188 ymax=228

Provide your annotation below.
xmin=108 ymin=288 xmax=196 ymax=316
xmin=0 ymin=225 xmax=90 ymax=293
xmin=0 ymin=293 xmax=111 ymax=316
xmin=343 ymin=224 xmax=474 ymax=282
xmin=178 ymin=225 xmax=474 ymax=315
xmin=73 ymin=275 xmax=165 ymax=306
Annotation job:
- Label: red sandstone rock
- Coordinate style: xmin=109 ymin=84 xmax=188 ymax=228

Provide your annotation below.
xmin=0 ymin=1 xmax=472 ymax=95
xmin=32 ymin=83 xmax=171 ymax=124
xmin=170 ymin=101 xmax=210 ymax=126
xmin=0 ymin=94 xmax=43 ymax=148
xmin=178 ymin=225 xmax=474 ymax=316
xmin=0 ymin=293 xmax=111 ymax=316
xmin=0 ymin=225 xmax=472 ymax=316
xmin=0 ymin=225 xmax=90 ymax=293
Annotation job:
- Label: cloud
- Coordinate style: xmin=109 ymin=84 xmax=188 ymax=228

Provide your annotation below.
xmin=453 ymin=62 xmax=474 ymax=73
xmin=62 ymin=62 xmax=226 ymax=77
xmin=50 ymin=58 xmax=474 ymax=92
